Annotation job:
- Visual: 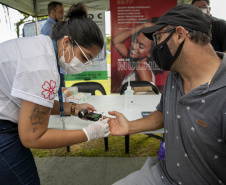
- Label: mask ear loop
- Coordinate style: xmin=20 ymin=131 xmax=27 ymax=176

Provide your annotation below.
xmin=71 ymin=45 xmax=90 ymax=68
xmin=71 ymin=45 xmax=75 ymax=57
xmin=59 ymin=48 xmax=71 ymax=63
xmin=73 ymin=40 xmax=91 ymax=66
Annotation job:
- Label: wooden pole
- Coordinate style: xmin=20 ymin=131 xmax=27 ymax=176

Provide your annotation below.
xmin=33 ymin=0 xmax=38 ymax=35
xmin=35 ymin=16 xmax=38 ymax=35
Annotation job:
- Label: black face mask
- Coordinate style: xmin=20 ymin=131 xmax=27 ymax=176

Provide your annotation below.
xmin=153 ymin=31 xmax=185 ymax=71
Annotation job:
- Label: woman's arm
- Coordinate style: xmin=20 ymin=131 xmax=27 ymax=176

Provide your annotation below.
xmin=51 ymin=100 xmax=72 ymax=115
xmin=18 ymin=100 xmax=91 ymax=149
xmin=51 ymin=100 xmax=96 ymax=116
xmin=112 ymin=22 xmax=154 ymax=58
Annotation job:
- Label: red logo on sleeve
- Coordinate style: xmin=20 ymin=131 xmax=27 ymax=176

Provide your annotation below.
xmin=41 ymin=80 xmax=57 ymax=100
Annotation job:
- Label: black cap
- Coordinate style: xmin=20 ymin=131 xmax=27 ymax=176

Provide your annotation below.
xmin=142 ymin=4 xmax=213 ymax=40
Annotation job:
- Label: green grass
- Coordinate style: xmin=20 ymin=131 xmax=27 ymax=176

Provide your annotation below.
xmin=31 ymin=134 xmax=162 ymax=157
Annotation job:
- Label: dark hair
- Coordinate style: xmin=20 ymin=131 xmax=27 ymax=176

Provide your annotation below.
xmin=51 ymin=3 xmax=104 ymax=50
xmin=187 ymin=30 xmax=210 ymax=45
xmin=191 ymin=0 xmax=210 ymax=5
xmin=48 ymin=1 xmax=63 ymax=15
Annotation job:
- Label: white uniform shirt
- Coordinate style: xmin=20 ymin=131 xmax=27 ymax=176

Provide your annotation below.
xmin=0 ymin=35 xmax=60 ymax=123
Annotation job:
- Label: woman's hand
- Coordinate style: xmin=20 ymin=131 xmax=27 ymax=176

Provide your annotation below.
xmin=106 ymin=111 xmax=130 ymax=136
xmin=82 ymin=118 xmax=110 ymax=141
xmin=74 ymin=103 xmax=96 ymax=116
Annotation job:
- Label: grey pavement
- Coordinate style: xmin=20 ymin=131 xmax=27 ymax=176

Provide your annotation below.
xmin=35 ymin=156 xmax=158 ymax=185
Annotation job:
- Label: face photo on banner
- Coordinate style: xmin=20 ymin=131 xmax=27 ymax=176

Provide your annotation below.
xmin=110 ymin=0 xmax=177 ymax=93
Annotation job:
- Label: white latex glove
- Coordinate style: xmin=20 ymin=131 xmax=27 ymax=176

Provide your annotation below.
xmin=82 ymin=118 xmax=110 ymax=141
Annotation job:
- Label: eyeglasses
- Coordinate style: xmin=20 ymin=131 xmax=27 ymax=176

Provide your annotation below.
xmin=73 ymin=40 xmax=94 ymax=66
xmin=152 ymin=27 xmax=176 ymax=46
xmin=197 ymin=4 xmax=209 ymax=9
xmin=152 ymin=27 xmax=193 ymax=46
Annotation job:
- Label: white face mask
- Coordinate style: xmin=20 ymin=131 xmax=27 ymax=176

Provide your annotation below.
xmin=200 ymin=8 xmax=208 ymax=14
xmin=58 ymin=46 xmax=88 ymax=74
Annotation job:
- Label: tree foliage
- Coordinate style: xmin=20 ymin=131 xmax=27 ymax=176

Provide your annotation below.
xmin=106 ymin=35 xmax=111 ymax=52
xmin=15 ymin=13 xmax=48 ymax=37
xmin=15 ymin=13 xmax=31 ymax=37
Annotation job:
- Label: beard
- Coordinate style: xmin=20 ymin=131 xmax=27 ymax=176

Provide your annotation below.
xmin=55 ymin=16 xmax=63 ymax=22
xmin=168 ymin=39 xmax=187 ymax=72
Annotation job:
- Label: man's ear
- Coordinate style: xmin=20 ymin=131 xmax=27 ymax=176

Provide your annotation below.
xmin=175 ymin=26 xmax=186 ymax=44
xmin=50 ymin=9 xmax=55 ymax=18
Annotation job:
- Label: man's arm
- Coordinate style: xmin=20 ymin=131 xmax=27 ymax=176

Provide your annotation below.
xmin=129 ymin=110 xmax=163 ymax=134
xmin=108 ymin=110 xmax=163 ymax=136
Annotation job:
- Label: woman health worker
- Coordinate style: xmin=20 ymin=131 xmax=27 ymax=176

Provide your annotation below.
xmin=0 ymin=3 xmax=109 ymax=184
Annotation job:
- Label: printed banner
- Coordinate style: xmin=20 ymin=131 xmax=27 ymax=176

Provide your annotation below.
xmin=110 ymin=0 xmax=177 ymax=93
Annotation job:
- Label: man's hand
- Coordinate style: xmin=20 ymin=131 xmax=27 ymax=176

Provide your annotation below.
xmin=74 ymin=103 xmax=96 ymax=116
xmin=106 ymin=111 xmax=130 ymax=136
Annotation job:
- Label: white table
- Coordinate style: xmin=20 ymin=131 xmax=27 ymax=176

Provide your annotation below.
xmin=49 ymin=94 xmax=164 ymax=153
xmin=48 ymin=94 xmax=164 ymax=134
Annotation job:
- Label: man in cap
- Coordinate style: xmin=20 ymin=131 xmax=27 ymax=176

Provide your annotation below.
xmin=108 ymin=4 xmax=226 ymax=185
xmin=191 ymin=0 xmax=226 ymax=53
